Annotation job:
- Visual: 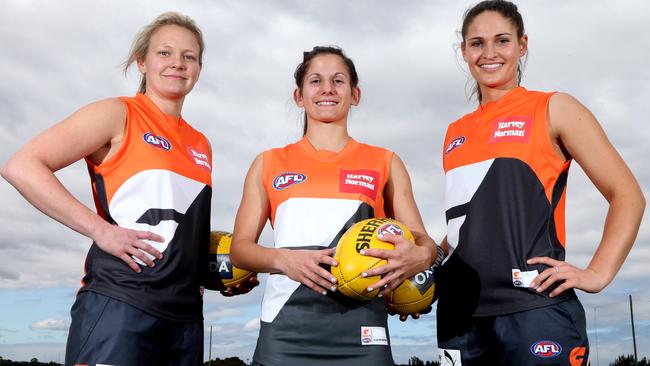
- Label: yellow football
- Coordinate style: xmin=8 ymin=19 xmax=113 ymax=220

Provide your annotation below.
xmin=388 ymin=265 xmax=437 ymax=315
xmin=332 ymin=218 xmax=414 ymax=301
xmin=204 ymin=230 xmax=255 ymax=290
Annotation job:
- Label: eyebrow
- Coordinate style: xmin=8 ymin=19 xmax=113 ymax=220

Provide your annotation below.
xmin=307 ymin=72 xmax=348 ymax=78
xmin=467 ymin=32 xmax=513 ymax=41
xmin=157 ymin=43 xmax=198 ymax=53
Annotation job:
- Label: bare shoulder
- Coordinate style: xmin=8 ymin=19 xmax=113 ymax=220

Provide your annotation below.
xmin=243 ymin=152 xmax=266 ymax=182
xmin=548 ymin=92 xmax=599 ymax=135
xmin=73 ymin=97 xmax=126 ymax=122
xmin=548 ymin=92 xmax=591 ymax=118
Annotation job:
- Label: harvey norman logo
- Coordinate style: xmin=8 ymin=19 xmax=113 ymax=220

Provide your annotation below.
xmin=489 ymin=116 xmax=532 ymax=143
xmin=190 ymin=148 xmax=211 ymax=171
xmin=339 ymin=169 xmax=380 ymax=200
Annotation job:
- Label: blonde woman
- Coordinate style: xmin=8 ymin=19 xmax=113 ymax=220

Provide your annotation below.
xmin=2 ymin=12 xmax=211 ymax=365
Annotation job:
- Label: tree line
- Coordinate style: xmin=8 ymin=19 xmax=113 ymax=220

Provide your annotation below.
xmin=1 ymin=354 xmax=647 ymax=365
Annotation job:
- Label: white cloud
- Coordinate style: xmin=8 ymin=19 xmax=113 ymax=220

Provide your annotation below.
xmin=30 ymin=318 xmax=67 ymax=331
xmin=243 ymin=317 xmax=260 ymax=332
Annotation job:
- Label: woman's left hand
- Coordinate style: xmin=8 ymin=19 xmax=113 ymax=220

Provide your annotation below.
xmin=220 ymin=275 xmax=260 ymax=297
xmin=387 ymin=304 xmax=432 ymax=322
xmin=360 ymin=233 xmax=434 ymax=297
xmin=527 ymin=256 xmax=609 ymax=297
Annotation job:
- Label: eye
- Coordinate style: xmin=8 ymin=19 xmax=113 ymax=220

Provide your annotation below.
xmin=497 ymin=38 xmax=510 ymax=44
xmin=158 ymin=50 xmax=171 ymax=56
xmin=184 ymin=54 xmax=197 ymax=61
xmin=309 ymin=79 xmax=320 ymax=85
xmin=470 ymin=40 xmax=482 ymax=48
xmin=334 ymin=78 xmax=345 ymax=85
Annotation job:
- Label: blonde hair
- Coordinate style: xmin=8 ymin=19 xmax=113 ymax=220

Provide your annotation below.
xmin=123 ymin=12 xmax=205 ymax=93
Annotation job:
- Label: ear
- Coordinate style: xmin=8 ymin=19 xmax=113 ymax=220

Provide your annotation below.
xmin=293 ymin=88 xmax=304 ymax=107
xmin=351 ymin=87 xmax=361 ymax=106
xmin=519 ymin=35 xmax=528 ymax=57
xmin=137 ymin=57 xmax=146 ymax=74
xmin=460 ymin=42 xmax=468 ymax=63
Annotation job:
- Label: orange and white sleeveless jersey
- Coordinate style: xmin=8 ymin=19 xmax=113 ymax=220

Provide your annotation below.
xmin=253 ymin=138 xmax=395 ymax=365
xmin=82 ymin=93 xmax=212 ymax=322
xmin=440 ymin=87 xmax=575 ymax=317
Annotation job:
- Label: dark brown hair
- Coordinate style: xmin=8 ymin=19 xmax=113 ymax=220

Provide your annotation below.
xmin=461 ymin=0 xmax=525 ymax=103
xmin=294 ymin=46 xmax=359 ymax=135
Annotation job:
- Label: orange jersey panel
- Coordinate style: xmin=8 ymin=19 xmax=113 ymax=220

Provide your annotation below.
xmin=263 ymin=138 xmax=392 ymax=226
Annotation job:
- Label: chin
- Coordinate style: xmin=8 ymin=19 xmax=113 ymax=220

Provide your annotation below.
xmin=163 ymin=88 xmax=192 ymax=99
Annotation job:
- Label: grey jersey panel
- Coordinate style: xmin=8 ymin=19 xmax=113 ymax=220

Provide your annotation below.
xmin=254 ymin=288 xmax=393 ymax=366
xmin=253 ymin=202 xmax=394 ymax=366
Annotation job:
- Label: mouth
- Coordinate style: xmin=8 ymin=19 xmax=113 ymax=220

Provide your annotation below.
xmin=316 ymin=101 xmax=338 ymax=106
xmin=163 ymin=75 xmax=187 ymax=80
xmin=479 ymin=63 xmax=503 ymax=71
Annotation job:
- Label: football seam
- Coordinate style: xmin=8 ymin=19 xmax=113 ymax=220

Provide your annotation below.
xmin=339 ymin=259 xmax=385 ymax=298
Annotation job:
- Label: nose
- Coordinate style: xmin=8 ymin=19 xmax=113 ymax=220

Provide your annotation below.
xmin=170 ymin=54 xmax=186 ymax=69
xmin=320 ymin=80 xmax=335 ymax=94
xmin=482 ymin=41 xmax=497 ymax=59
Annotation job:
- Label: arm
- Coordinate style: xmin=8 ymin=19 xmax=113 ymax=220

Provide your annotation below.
xmin=230 ymin=154 xmax=338 ymax=295
xmin=528 ymin=93 xmax=645 ymax=297
xmin=362 ymin=154 xmax=443 ymax=293
xmin=1 ymin=99 xmax=163 ymax=272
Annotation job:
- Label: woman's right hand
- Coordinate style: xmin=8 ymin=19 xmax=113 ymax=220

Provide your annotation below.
xmin=277 ymin=247 xmax=339 ymax=295
xmin=94 ymin=223 xmax=164 ymax=272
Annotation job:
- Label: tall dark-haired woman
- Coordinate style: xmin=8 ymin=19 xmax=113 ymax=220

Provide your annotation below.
xmin=230 ymin=46 xmax=443 ymax=366
xmin=2 ymin=12 xmax=218 ymax=365
xmin=435 ymin=1 xmax=645 ymax=365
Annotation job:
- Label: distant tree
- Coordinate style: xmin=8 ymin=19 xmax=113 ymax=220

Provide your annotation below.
xmin=393 ymin=357 xmax=439 ymax=366
xmin=610 ymin=354 xmax=649 ymax=366
xmin=0 ymin=357 xmax=62 ymax=366
xmin=203 ymin=356 xmax=247 ymax=366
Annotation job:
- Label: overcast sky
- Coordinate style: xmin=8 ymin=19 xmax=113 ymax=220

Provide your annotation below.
xmin=0 ymin=0 xmax=648 ymax=364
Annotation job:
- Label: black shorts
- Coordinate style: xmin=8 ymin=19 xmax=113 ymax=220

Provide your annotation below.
xmin=65 ymin=291 xmax=203 ymax=366
xmin=437 ymin=298 xmax=589 ymax=366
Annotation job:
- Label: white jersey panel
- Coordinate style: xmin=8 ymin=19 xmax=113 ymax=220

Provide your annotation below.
xmin=445 ymin=159 xmax=493 ymax=256
xmin=261 ymin=197 xmax=362 ymax=323
xmin=109 ymin=169 xmax=206 ymax=264
xmin=260 ymin=275 xmax=302 ymax=323
xmin=445 ymin=159 xmax=494 ymax=210
xmin=273 ymin=197 xmax=362 ymax=248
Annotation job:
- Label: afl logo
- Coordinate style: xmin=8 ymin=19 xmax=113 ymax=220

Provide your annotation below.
xmin=378 ymin=223 xmax=403 ymax=237
xmin=273 ymin=172 xmax=306 ymax=190
xmin=445 ymin=136 xmax=465 ymax=155
xmin=143 ymin=132 xmax=171 ymax=151
xmin=531 ymin=340 xmax=562 ymax=358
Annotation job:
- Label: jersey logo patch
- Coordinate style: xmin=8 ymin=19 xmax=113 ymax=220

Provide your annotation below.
xmin=360 ymin=326 xmax=388 ymax=346
xmin=489 ymin=116 xmax=532 ymax=143
xmin=339 ymin=169 xmax=380 ymax=200
xmin=445 ymin=136 xmax=465 ymax=155
xmin=531 ymin=340 xmax=562 ymax=358
xmin=273 ymin=172 xmax=306 ymax=190
xmin=143 ymin=132 xmax=172 ymax=151
xmin=570 ymin=346 xmax=588 ymax=366
xmin=188 ymin=148 xmax=211 ymax=171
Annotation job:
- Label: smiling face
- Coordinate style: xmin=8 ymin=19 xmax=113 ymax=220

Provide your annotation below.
xmin=294 ymin=53 xmax=360 ymax=126
xmin=137 ymin=24 xmax=201 ymax=100
xmin=461 ymin=10 xmax=527 ymax=96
